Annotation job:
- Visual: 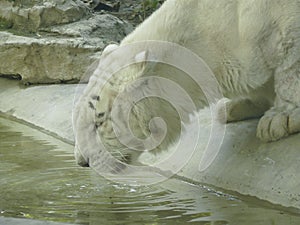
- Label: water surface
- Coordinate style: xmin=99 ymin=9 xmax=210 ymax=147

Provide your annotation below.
xmin=0 ymin=117 xmax=299 ymax=225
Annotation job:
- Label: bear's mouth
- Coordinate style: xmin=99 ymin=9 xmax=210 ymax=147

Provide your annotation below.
xmin=78 ymin=157 xmax=90 ymax=167
xmin=75 ymin=149 xmax=90 ymax=167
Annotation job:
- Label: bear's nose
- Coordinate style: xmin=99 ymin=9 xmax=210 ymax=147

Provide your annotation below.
xmin=79 ymin=161 xmax=90 ymax=167
xmin=75 ymin=147 xmax=90 ymax=167
xmin=77 ymin=155 xmax=90 ymax=167
xmin=76 ymin=156 xmax=90 ymax=167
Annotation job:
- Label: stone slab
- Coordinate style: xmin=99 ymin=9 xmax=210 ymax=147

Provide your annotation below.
xmin=0 ymin=217 xmax=73 ymax=225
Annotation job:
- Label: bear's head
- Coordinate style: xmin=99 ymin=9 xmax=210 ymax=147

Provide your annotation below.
xmin=74 ymin=43 xmax=199 ymax=169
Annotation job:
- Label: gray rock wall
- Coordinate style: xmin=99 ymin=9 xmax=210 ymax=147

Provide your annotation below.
xmin=0 ymin=0 xmax=133 ymax=84
xmin=0 ymin=0 xmax=90 ymax=32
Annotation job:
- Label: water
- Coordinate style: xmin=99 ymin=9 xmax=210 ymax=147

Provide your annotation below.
xmin=0 ymin=117 xmax=300 ymax=225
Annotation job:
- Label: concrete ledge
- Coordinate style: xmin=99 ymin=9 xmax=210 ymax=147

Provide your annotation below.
xmin=0 ymin=217 xmax=72 ymax=225
xmin=177 ymin=114 xmax=300 ymax=209
xmin=1 ymin=78 xmax=299 ymax=210
xmin=0 ymin=78 xmax=76 ymax=143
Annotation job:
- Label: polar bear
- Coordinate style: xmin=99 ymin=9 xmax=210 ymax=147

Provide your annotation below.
xmin=73 ymin=0 xmax=300 ymax=167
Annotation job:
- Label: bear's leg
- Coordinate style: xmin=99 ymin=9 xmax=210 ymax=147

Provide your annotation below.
xmin=223 ymin=98 xmax=271 ymax=123
xmin=257 ymin=62 xmax=300 ymax=142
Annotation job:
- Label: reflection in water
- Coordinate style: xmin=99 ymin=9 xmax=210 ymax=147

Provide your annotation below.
xmin=0 ymin=117 xmax=300 ymax=225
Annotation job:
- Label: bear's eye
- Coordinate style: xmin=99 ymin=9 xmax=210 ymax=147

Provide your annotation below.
xmin=88 ymin=101 xmax=95 ymax=110
xmin=97 ymin=112 xmax=105 ymax=118
xmin=91 ymin=95 xmax=100 ymax=101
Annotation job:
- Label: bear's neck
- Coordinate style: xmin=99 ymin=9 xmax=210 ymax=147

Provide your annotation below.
xmin=121 ymin=1 xmax=199 ymax=45
xmin=120 ymin=1 xmax=229 ymax=84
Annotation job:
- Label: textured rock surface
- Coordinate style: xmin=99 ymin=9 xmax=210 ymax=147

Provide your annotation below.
xmin=0 ymin=2 xmax=133 ymax=84
xmin=0 ymin=31 xmax=101 ymax=84
xmin=0 ymin=0 xmax=90 ymax=32
xmin=46 ymin=14 xmax=133 ymax=42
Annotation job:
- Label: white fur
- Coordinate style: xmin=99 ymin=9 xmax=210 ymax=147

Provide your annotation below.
xmin=74 ymin=0 xmax=300 ymax=166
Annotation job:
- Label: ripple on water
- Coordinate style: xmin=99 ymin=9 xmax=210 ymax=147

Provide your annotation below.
xmin=0 ymin=118 xmax=300 ymax=225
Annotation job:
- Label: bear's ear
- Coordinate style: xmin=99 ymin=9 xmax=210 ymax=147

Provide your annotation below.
xmin=135 ymin=50 xmax=158 ymax=74
xmin=134 ymin=51 xmax=148 ymax=63
xmin=102 ymin=44 xmax=119 ymax=56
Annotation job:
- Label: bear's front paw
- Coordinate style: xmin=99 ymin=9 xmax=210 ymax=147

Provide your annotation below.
xmin=257 ymin=108 xmax=300 ymax=142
